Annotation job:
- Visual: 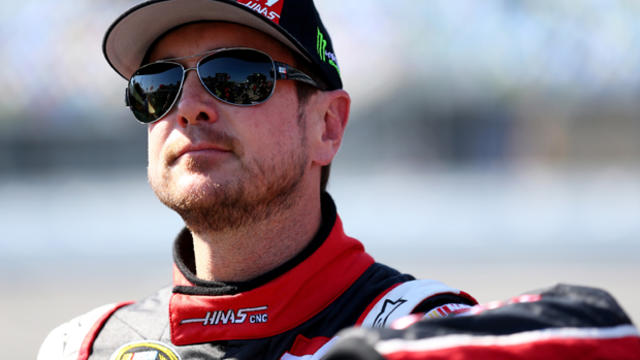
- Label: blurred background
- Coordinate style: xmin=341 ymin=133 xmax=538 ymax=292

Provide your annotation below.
xmin=1 ymin=0 xmax=639 ymax=358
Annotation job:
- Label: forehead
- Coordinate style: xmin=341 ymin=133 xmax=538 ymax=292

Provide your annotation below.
xmin=147 ymin=22 xmax=296 ymax=64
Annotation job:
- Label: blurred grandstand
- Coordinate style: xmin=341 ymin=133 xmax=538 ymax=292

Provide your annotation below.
xmin=1 ymin=0 xmax=639 ymax=173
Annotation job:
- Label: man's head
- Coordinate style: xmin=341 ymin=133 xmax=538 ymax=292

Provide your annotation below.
xmin=103 ymin=1 xmax=349 ymax=231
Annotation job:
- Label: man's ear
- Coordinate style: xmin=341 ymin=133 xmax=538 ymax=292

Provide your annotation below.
xmin=309 ymin=89 xmax=351 ymax=166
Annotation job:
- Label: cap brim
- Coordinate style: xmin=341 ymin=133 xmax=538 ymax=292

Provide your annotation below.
xmin=103 ymin=0 xmax=311 ymax=80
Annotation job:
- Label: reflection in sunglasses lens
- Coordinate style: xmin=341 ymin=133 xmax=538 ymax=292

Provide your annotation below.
xmin=130 ymin=64 xmax=183 ymax=123
xmin=199 ymin=50 xmax=275 ymax=105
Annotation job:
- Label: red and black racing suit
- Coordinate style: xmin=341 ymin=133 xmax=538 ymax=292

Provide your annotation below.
xmin=39 ymin=193 xmax=476 ymax=360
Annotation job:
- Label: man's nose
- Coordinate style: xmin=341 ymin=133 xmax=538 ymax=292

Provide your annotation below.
xmin=174 ymin=69 xmax=219 ymax=127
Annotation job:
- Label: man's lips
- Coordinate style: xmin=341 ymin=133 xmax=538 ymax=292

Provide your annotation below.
xmin=170 ymin=143 xmax=232 ymax=164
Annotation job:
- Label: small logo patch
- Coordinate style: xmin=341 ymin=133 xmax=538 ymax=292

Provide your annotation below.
xmin=316 ymin=28 xmax=340 ymax=75
xmin=236 ymin=0 xmax=284 ymax=24
xmin=110 ymin=341 xmax=181 ymax=360
xmin=373 ymin=298 xmax=407 ymax=328
xmin=180 ymin=306 xmax=269 ymax=326
xmin=425 ymin=303 xmax=472 ymax=319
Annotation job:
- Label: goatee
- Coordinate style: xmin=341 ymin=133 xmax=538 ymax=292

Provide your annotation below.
xmin=149 ymin=122 xmax=309 ymax=233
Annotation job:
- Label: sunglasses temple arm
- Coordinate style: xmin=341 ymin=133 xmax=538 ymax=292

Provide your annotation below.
xmin=275 ymin=62 xmax=323 ymax=89
xmin=125 ymin=87 xmax=131 ymax=107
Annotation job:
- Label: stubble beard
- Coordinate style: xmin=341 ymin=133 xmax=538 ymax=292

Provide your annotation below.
xmin=149 ymin=114 xmax=309 ymax=234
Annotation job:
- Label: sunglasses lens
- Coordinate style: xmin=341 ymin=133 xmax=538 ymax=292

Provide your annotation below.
xmin=128 ymin=63 xmax=183 ymax=123
xmin=199 ymin=49 xmax=275 ymax=105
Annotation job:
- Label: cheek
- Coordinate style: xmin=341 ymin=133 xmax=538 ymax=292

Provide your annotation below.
xmin=258 ymin=90 xmax=303 ymax=138
xmin=147 ymin=123 xmax=168 ymax=168
xmin=241 ymin=107 xmax=304 ymax=157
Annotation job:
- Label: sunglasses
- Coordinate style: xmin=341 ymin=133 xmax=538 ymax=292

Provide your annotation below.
xmin=126 ymin=47 xmax=322 ymax=124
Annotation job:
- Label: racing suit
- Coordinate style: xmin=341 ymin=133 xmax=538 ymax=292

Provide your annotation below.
xmin=38 ymin=193 xmax=476 ymax=360
xmin=322 ymin=284 xmax=640 ymax=360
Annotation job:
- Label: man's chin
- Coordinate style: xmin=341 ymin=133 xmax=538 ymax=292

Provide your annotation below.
xmin=156 ymin=185 xmax=260 ymax=233
xmin=174 ymin=173 xmax=223 ymax=194
xmin=150 ymin=172 xmax=226 ymax=210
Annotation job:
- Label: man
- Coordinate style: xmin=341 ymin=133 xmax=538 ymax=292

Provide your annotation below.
xmin=38 ymin=1 xmax=476 ymax=359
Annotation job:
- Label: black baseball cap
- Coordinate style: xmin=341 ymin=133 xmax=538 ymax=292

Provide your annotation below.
xmin=103 ymin=0 xmax=342 ymax=90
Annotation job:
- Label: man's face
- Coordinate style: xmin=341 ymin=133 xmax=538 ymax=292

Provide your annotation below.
xmin=146 ymin=22 xmax=313 ymax=232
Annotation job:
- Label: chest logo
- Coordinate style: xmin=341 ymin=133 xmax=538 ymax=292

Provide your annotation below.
xmin=109 ymin=341 xmax=181 ymax=360
xmin=180 ymin=306 xmax=269 ymax=326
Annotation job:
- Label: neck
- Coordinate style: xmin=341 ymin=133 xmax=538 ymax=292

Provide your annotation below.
xmin=188 ymin=189 xmax=322 ymax=283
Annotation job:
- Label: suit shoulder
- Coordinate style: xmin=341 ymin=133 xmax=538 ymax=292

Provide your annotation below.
xmin=37 ymin=303 xmax=124 ymax=360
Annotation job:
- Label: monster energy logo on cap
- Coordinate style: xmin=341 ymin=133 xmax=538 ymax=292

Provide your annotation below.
xmin=317 ymin=28 xmax=340 ymax=75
